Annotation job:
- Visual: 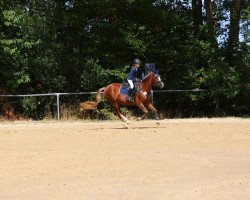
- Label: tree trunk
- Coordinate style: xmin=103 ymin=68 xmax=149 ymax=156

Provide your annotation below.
xmin=205 ymin=0 xmax=217 ymax=45
xmin=192 ymin=0 xmax=202 ymax=33
xmin=227 ymin=0 xmax=242 ymax=61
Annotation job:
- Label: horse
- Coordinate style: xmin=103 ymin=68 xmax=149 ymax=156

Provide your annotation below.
xmin=80 ymin=72 xmax=164 ymax=127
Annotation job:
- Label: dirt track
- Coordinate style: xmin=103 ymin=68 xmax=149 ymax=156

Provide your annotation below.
xmin=0 ymin=118 xmax=250 ymax=200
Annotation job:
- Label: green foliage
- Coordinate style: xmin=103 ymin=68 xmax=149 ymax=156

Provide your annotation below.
xmin=0 ymin=0 xmax=249 ymax=118
xmin=80 ymin=58 xmax=126 ymax=90
xmin=80 ymin=59 xmax=108 ymax=89
xmin=21 ymin=97 xmax=38 ymax=114
xmin=206 ymin=61 xmax=240 ymax=99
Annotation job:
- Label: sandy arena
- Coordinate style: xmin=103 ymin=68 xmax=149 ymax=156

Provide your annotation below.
xmin=0 ymin=118 xmax=250 ymax=200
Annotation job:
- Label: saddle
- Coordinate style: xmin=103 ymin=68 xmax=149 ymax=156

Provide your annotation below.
xmin=120 ymin=83 xmax=129 ymax=95
xmin=120 ymin=81 xmax=138 ymax=96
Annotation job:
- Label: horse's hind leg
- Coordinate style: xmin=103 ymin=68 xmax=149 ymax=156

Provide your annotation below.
xmin=112 ymin=103 xmax=129 ymax=127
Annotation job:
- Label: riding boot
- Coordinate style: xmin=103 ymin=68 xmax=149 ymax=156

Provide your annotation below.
xmin=126 ymin=88 xmax=133 ymax=101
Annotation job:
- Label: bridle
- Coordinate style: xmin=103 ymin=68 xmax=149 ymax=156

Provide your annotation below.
xmin=137 ymin=73 xmax=164 ymax=96
xmin=153 ymin=74 xmax=164 ymax=88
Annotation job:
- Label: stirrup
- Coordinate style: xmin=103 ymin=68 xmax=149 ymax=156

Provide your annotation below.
xmin=126 ymin=96 xmax=133 ymax=101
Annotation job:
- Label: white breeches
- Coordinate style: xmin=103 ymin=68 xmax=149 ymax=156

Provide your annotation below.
xmin=127 ymin=80 xmax=134 ymax=89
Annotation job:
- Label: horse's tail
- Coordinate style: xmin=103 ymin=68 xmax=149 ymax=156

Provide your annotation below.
xmin=79 ymin=87 xmax=105 ymax=111
xmin=95 ymin=87 xmax=105 ymax=104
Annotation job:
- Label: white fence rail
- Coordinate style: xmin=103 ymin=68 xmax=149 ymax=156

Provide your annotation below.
xmin=0 ymin=89 xmax=207 ymax=121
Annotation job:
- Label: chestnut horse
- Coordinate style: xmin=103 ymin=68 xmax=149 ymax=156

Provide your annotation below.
xmin=80 ymin=72 xmax=164 ymax=127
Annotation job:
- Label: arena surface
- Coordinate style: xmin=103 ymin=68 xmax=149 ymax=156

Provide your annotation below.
xmin=0 ymin=118 xmax=250 ymax=200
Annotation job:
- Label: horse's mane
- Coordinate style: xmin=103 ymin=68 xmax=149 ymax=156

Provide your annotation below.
xmin=142 ymin=72 xmax=154 ymax=83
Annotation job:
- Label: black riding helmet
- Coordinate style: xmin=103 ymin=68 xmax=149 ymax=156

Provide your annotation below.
xmin=132 ymin=58 xmax=141 ymax=65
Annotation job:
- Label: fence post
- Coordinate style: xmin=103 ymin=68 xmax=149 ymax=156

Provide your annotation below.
xmin=56 ymin=93 xmax=60 ymax=121
xmin=151 ymin=90 xmax=154 ymax=103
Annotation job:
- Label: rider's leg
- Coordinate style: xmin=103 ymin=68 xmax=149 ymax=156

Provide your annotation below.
xmin=126 ymin=79 xmax=134 ymax=101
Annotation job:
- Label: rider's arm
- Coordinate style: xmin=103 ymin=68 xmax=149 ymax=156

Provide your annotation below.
xmin=127 ymin=66 xmax=137 ymax=80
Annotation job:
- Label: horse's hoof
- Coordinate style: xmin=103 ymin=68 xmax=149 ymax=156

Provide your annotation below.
xmin=123 ymin=123 xmax=128 ymax=129
xmin=156 ymin=120 xmax=160 ymax=125
xmin=137 ymin=115 xmax=145 ymax=121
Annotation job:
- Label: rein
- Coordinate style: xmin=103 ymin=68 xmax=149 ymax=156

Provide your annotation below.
xmin=136 ymin=74 xmax=153 ymax=97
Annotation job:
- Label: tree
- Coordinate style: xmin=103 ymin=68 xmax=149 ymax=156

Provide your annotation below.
xmin=227 ymin=0 xmax=242 ymax=62
xmin=205 ymin=0 xmax=217 ymax=45
xmin=0 ymin=0 xmax=249 ymax=118
xmin=192 ymin=0 xmax=203 ymax=33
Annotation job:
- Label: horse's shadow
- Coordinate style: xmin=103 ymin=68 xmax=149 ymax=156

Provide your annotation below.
xmin=89 ymin=125 xmax=167 ymax=130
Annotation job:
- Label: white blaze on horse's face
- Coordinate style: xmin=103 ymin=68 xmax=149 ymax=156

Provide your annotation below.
xmin=157 ymin=76 xmax=161 ymax=82
xmin=155 ymin=75 xmax=164 ymax=89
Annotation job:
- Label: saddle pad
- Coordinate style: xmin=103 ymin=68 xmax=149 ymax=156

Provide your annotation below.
xmin=120 ymin=85 xmax=128 ymax=95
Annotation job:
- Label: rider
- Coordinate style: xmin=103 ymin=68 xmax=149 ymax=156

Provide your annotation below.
xmin=125 ymin=58 xmax=144 ymax=101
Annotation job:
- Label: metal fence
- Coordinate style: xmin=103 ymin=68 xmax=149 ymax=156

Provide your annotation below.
xmin=0 ymin=89 xmax=207 ymax=121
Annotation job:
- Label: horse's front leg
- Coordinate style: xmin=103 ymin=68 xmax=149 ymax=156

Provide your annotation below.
xmin=147 ymin=102 xmax=160 ymax=125
xmin=136 ymin=103 xmax=149 ymax=121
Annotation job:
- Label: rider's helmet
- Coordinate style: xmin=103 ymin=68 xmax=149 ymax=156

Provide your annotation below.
xmin=132 ymin=58 xmax=142 ymax=65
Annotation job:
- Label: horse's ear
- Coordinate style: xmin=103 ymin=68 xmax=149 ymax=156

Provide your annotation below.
xmin=154 ymin=69 xmax=160 ymax=75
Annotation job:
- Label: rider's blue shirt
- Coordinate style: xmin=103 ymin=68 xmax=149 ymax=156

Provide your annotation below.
xmin=127 ymin=66 xmax=138 ymax=81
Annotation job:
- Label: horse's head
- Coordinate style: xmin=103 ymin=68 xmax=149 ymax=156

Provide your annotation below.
xmin=141 ymin=70 xmax=164 ymax=91
xmin=152 ymin=71 xmax=164 ymax=89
